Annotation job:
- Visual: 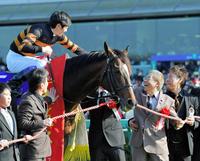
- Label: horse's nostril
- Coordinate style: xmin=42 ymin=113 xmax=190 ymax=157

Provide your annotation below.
xmin=127 ymin=99 xmax=137 ymax=109
xmin=126 ymin=99 xmax=134 ymax=109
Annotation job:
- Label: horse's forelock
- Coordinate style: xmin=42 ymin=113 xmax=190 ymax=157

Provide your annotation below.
xmin=113 ymin=49 xmax=132 ymax=76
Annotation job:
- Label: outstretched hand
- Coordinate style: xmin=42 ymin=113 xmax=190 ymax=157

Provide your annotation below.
xmin=42 ymin=46 xmax=53 ymax=56
xmin=48 ymin=87 xmax=59 ymax=103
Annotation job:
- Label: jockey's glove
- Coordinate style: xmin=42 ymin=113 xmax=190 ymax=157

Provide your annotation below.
xmin=43 ymin=118 xmax=53 ymax=127
xmin=42 ymin=46 xmax=53 ymax=56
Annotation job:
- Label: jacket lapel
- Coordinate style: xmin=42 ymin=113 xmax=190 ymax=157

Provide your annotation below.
xmin=156 ymin=92 xmax=165 ymax=111
xmin=0 ymin=112 xmax=14 ymax=135
xmin=30 ymin=94 xmax=46 ymax=117
xmin=8 ymin=110 xmax=18 ymax=138
xmin=141 ymin=92 xmax=148 ymax=108
xmin=184 ymin=97 xmax=190 ymax=116
xmin=177 ymin=97 xmax=187 ymax=119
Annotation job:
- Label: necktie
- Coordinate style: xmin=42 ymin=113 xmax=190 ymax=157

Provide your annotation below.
xmin=147 ymin=96 xmax=152 ymax=109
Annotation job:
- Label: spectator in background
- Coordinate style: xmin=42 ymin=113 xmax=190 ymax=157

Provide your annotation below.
xmin=133 ymin=75 xmax=143 ymax=89
xmin=0 ymin=58 xmax=7 ymax=72
xmin=165 ymin=65 xmax=199 ymax=161
xmin=191 ymin=72 xmax=200 ymax=87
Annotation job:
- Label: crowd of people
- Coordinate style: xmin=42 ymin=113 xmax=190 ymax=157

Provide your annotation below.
xmin=0 ymin=68 xmax=56 ymax=161
xmin=129 ymin=65 xmax=200 ymax=161
xmin=0 ymin=9 xmax=200 ymax=161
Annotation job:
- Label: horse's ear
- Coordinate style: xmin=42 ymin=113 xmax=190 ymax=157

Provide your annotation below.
xmin=123 ymin=45 xmax=129 ymax=55
xmin=104 ymin=42 xmax=113 ymax=56
xmin=104 ymin=42 xmax=109 ymax=52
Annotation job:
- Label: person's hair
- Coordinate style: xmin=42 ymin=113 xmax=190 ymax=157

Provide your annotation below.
xmin=149 ymin=70 xmax=164 ymax=91
xmin=49 ymin=11 xmax=72 ymax=28
xmin=0 ymin=83 xmax=11 ymax=94
xmin=28 ymin=68 xmax=48 ymax=93
xmin=135 ymin=75 xmax=143 ymax=82
xmin=169 ymin=65 xmax=188 ymax=88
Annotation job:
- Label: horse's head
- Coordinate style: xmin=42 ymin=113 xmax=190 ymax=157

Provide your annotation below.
xmin=101 ymin=42 xmax=136 ymax=110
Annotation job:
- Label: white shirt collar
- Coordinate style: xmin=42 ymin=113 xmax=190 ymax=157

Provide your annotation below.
xmin=153 ymin=91 xmax=160 ymax=100
xmin=0 ymin=107 xmax=8 ymax=113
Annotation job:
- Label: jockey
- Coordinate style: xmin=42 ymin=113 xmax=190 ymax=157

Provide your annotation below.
xmin=6 ymin=10 xmax=87 ymax=73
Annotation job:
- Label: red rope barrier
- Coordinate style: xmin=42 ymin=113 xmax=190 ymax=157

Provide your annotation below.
xmin=136 ymin=104 xmax=182 ymax=121
xmin=7 ymin=101 xmax=109 ymax=146
xmin=6 ymin=101 xmax=199 ymax=146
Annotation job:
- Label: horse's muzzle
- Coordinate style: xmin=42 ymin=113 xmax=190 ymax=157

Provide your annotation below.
xmin=126 ymin=99 xmax=137 ymax=110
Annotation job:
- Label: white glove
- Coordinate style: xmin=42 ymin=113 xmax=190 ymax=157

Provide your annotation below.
xmin=48 ymin=87 xmax=59 ymax=103
xmin=43 ymin=118 xmax=53 ymax=127
xmin=0 ymin=139 xmax=9 ymax=150
xmin=42 ymin=46 xmax=53 ymax=56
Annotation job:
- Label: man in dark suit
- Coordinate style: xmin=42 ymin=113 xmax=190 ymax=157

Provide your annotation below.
xmin=0 ymin=83 xmax=20 ymax=161
xmin=192 ymin=96 xmax=200 ymax=161
xmin=17 ymin=68 xmax=54 ymax=161
xmin=82 ymin=88 xmax=126 ymax=161
xmin=165 ymin=65 xmax=199 ymax=161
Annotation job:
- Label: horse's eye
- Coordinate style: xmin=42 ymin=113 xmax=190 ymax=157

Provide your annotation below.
xmin=114 ymin=62 xmax=120 ymax=68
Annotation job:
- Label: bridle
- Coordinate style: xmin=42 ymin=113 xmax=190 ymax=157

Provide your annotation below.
xmin=100 ymin=54 xmax=133 ymax=99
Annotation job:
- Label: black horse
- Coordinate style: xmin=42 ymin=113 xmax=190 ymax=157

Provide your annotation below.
xmin=63 ymin=42 xmax=135 ymax=113
xmin=62 ymin=43 xmax=136 ymax=160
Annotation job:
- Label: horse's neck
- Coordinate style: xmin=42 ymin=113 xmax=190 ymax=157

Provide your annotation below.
xmin=63 ymin=54 xmax=107 ymax=106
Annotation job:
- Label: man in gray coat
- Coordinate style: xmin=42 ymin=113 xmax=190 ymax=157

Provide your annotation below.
xmin=129 ymin=70 xmax=179 ymax=161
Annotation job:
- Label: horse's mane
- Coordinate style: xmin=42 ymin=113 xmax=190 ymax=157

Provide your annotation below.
xmin=64 ymin=52 xmax=107 ymax=75
xmin=65 ymin=49 xmax=132 ymax=76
